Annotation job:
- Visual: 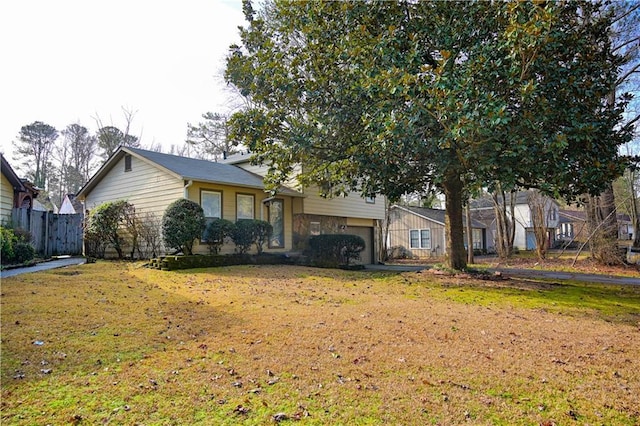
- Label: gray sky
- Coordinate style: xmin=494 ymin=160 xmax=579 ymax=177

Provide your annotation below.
xmin=0 ymin=0 xmax=245 ymax=158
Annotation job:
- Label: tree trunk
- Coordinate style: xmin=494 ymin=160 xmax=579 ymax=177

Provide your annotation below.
xmin=492 ymin=188 xmax=515 ymax=259
xmin=466 ymin=200 xmax=474 ymax=265
xmin=586 ymin=182 xmax=623 ymax=265
xmin=627 ymin=170 xmax=640 ymax=248
xmin=443 ymin=172 xmax=467 ymax=270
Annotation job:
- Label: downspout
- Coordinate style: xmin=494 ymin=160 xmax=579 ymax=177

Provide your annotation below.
xmin=184 ymin=180 xmax=193 ymax=199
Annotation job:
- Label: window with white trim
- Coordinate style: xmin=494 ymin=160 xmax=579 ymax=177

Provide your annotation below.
xmin=409 ymin=229 xmax=431 ymax=249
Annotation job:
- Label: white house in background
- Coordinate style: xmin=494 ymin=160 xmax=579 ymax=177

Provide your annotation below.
xmin=1 ymin=154 xmax=25 ymax=223
xmin=59 ymin=194 xmax=84 ymax=214
xmin=470 ymin=190 xmax=560 ymax=250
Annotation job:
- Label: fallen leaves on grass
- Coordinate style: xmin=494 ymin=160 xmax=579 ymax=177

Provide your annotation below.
xmin=1 ymin=262 xmax=639 ymax=425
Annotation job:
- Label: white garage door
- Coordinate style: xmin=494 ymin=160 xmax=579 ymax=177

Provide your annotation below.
xmin=345 ymin=226 xmax=374 ymax=264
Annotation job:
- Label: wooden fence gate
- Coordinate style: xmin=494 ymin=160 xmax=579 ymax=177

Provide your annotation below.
xmin=11 ymin=208 xmax=83 ymax=257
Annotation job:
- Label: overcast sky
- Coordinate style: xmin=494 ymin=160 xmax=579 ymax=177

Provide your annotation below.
xmin=0 ymin=0 xmax=246 ymax=159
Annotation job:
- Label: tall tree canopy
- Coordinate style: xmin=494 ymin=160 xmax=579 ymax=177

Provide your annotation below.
xmin=225 ymin=0 xmax=632 ymax=269
xmin=186 ymin=112 xmax=240 ymax=161
xmin=97 ymin=126 xmax=139 ymax=160
xmin=14 ymin=121 xmax=59 ymax=188
xmin=50 ymin=123 xmax=98 ymax=205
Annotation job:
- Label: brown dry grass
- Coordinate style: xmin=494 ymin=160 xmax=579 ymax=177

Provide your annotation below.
xmin=1 ymin=262 xmax=639 ymax=425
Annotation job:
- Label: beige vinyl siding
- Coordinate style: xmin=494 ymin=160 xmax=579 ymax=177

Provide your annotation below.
xmin=84 ymin=155 xmax=183 ymax=218
xmin=233 ymin=160 xmax=268 ymax=177
xmin=388 ymin=209 xmax=446 ymax=258
xmin=1 ymin=172 xmax=14 ymax=223
xmin=303 ymin=185 xmax=385 ymax=220
xmin=186 ymin=181 xmax=294 ymax=255
xmin=234 ymin=160 xmax=384 ymax=220
xmin=234 ymin=161 xmax=301 ymax=190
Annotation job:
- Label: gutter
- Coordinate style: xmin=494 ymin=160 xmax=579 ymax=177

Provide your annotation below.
xmin=184 ymin=180 xmax=193 ymax=199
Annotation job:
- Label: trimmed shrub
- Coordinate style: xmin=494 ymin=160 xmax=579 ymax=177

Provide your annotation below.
xmin=150 ymin=252 xmax=294 ymax=271
xmin=203 ymin=219 xmax=236 ymax=254
xmin=86 ymin=200 xmax=135 ymax=259
xmin=308 ymin=234 xmax=365 ymax=267
xmin=1 ymin=227 xmax=17 ymax=264
xmin=162 ymin=199 xmax=205 ymax=255
xmin=252 ymin=220 xmax=273 ymax=254
xmin=0 ymin=227 xmax=35 ymax=265
xmin=13 ymin=242 xmax=35 ymax=263
xmin=231 ymin=219 xmax=273 ymax=254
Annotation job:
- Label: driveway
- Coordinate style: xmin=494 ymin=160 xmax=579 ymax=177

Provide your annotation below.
xmin=1 ymin=257 xmax=86 ymax=279
xmin=492 ymin=267 xmax=640 ymax=286
xmin=366 ymin=263 xmax=639 ymax=286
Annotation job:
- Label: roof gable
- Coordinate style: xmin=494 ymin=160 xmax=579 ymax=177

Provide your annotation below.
xmin=78 ymin=147 xmax=302 ymax=198
xmin=1 ymin=154 xmax=25 ymax=191
xmin=392 ymin=205 xmax=485 ymax=229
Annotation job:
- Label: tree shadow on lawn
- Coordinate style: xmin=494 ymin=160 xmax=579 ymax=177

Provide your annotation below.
xmin=1 ymin=264 xmax=243 ymax=389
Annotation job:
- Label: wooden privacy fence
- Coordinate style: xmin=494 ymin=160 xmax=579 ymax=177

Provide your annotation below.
xmin=11 ymin=208 xmax=84 ymax=257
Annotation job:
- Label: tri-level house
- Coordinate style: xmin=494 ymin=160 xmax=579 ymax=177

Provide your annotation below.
xmin=77 ymin=147 xmax=385 ymax=262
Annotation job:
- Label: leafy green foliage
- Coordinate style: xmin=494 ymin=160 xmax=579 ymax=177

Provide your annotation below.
xmin=231 ymin=219 xmax=273 ymax=254
xmin=13 ymin=242 xmax=35 ymax=263
xmin=203 ymin=218 xmax=236 ymax=254
xmin=86 ymin=200 xmax=136 ymax=259
xmin=97 ymin=126 xmax=139 ymax=160
xmin=0 ymin=226 xmax=35 ymax=265
xmin=15 ymin=121 xmax=58 ymax=188
xmin=162 ymin=199 xmax=205 ymax=255
xmin=226 ymin=1 xmax=632 ymax=270
xmin=308 ymin=234 xmax=365 ymax=267
xmin=0 ymin=227 xmax=17 ymax=264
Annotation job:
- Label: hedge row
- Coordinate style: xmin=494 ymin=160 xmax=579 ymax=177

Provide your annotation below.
xmin=149 ymin=253 xmax=296 ymax=271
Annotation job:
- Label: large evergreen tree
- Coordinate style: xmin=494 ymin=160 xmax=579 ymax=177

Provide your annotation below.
xmin=14 ymin=121 xmax=59 ymax=188
xmin=186 ymin=112 xmax=241 ymax=161
xmin=225 ymin=1 xmax=632 ymax=269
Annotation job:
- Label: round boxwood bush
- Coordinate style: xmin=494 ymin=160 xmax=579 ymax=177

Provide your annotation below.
xmin=162 ymin=199 xmax=205 ymax=255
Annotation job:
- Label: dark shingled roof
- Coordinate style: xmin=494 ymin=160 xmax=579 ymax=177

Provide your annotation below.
xmin=78 ymin=147 xmax=302 ymax=198
xmin=396 ymin=206 xmax=486 ymax=229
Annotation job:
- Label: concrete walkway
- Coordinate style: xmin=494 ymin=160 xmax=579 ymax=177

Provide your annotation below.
xmin=1 ymin=257 xmax=86 ymax=279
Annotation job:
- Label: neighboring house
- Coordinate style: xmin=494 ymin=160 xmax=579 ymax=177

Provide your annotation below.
xmin=387 ymin=205 xmax=487 ymax=259
xmin=222 ymin=152 xmax=386 ymax=264
xmin=470 ymin=190 xmax=560 ymax=250
xmin=1 ymin=154 xmax=39 ymax=224
xmin=558 ymin=209 xmax=634 ymax=243
xmin=77 ymin=147 xmax=385 ymax=263
xmin=59 ymin=194 xmax=84 ymax=214
xmin=1 ymin=154 xmax=24 ymax=223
